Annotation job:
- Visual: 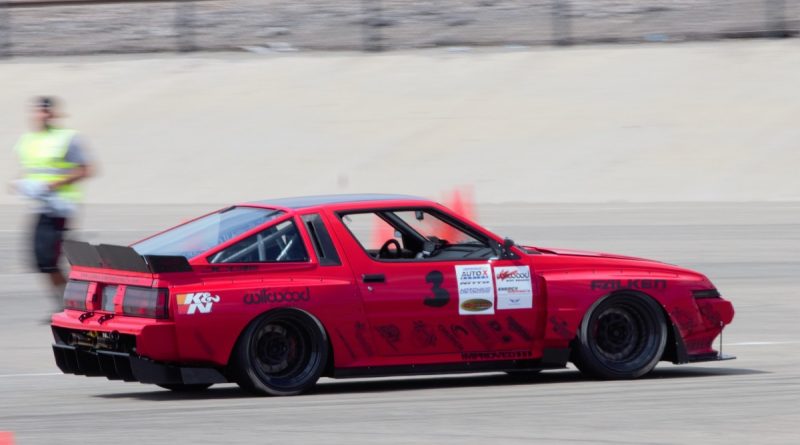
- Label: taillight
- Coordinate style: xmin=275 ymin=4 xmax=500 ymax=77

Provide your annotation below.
xmin=122 ymin=287 xmax=169 ymax=319
xmin=101 ymin=285 xmax=118 ymax=312
xmin=63 ymin=281 xmax=90 ymax=310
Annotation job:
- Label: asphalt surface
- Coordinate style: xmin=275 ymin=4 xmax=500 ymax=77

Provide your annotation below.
xmin=0 ymin=202 xmax=798 ymax=444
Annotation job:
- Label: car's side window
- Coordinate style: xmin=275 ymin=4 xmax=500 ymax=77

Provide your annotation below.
xmin=208 ymin=220 xmax=308 ymax=263
xmin=340 ymin=212 xmax=397 ymax=251
xmin=393 ymin=210 xmax=483 ymax=245
xmin=301 ymin=213 xmax=341 ymax=266
xmin=340 ymin=209 xmax=493 ymax=261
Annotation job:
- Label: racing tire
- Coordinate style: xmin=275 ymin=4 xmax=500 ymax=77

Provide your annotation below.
xmin=157 ymin=384 xmax=213 ymax=392
xmin=574 ymin=293 xmax=667 ymax=379
xmin=231 ymin=309 xmax=328 ymax=396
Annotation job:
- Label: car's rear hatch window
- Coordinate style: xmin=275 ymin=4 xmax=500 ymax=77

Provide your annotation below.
xmin=133 ymin=207 xmax=284 ymax=259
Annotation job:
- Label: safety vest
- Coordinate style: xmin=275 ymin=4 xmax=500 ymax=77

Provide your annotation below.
xmin=16 ymin=128 xmax=82 ymax=202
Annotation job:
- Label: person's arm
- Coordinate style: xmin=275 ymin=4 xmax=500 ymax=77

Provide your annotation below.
xmin=47 ymin=134 xmax=94 ymax=191
xmin=47 ymin=165 xmax=91 ymax=190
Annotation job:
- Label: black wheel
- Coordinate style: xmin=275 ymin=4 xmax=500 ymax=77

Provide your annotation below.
xmin=231 ymin=309 xmax=328 ymax=396
xmin=574 ymin=293 xmax=667 ymax=379
xmin=157 ymin=384 xmax=213 ymax=392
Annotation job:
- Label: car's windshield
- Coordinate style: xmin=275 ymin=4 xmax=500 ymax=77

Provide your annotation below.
xmin=133 ymin=207 xmax=284 ymax=259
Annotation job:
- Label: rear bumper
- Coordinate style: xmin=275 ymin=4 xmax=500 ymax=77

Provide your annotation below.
xmin=52 ymin=344 xmax=227 ymax=385
xmin=52 ymin=310 xmax=179 ymax=362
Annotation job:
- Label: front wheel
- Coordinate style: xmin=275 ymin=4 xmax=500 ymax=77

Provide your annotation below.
xmin=230 ymin=309 xmax=328 ymax=396
xmin=574 ymin=293 xmax=667 ymax=379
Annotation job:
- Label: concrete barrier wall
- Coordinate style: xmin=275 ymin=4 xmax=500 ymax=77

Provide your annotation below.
xmin=1 ymin=0 xmax=798 ymax=55
xmin=1 ymin=40 xmax=799 ymax=205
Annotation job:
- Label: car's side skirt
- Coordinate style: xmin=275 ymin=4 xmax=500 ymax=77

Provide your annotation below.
xmin=333 ymin=347 xmax=570 ymax=379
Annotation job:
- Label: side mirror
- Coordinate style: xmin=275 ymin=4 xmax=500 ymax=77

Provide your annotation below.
xmin=501 ymin=238 xmax=516 ymax=259
xmin=490 ymin=238 xmax=517 ymax=259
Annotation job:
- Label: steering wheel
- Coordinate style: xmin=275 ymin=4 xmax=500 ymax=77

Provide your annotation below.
xmin=378 ymin=239 xmax=402 ymax=259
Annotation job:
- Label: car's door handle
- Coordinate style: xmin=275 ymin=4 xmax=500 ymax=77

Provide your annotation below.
xmin=362 ymin=274 xmax=385 ymax=283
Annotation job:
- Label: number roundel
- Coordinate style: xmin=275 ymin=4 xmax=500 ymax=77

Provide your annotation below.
xmin=424 ymin=270 xmax=450 ymax=307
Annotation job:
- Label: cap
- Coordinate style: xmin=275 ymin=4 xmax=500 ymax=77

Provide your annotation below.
xmin=34 ymin=96 xmax=56 ymax=110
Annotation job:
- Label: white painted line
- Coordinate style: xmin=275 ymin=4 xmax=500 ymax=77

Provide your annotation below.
xmin=0 ymin=372 xmax=62 ymax=378
xmin=728 ymin=341 xmax=798 ymax=346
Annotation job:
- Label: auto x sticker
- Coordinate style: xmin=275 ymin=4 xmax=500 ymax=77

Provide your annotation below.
xmin=461 ymin=299 xmax=493 ymax=312
xmin=177 ymin=292 xmax=220 ymax=315
xmin=494 ymin=266 xmax=533 ymax=310
xmin=455 ymin=264 xmax=494 ymax=315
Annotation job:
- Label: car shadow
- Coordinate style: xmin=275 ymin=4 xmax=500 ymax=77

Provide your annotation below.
xmin=94 ymin=365 xmax=767 ymax=401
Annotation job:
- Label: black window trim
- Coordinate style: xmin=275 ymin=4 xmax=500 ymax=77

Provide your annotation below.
xmin=301 ymin=213 xmax=342 ymax=266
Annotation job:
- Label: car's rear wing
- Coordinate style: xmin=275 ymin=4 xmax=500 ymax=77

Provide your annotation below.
xmin=63 ymin=240 xmax=192 ymax=274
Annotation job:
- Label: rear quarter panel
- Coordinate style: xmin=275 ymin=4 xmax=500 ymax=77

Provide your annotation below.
xmin=171 ymin=263 xmax=362 ymax=367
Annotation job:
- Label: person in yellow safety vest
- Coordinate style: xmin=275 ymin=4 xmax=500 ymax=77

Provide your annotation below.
xmin=12 ymin=97 xmax=94 ymax=314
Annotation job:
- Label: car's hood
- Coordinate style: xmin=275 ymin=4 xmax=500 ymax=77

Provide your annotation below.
xmin=523 ymin=246 xmax=658 ymax=263
xmin=521 ymin=244 xmax=711 ymax=283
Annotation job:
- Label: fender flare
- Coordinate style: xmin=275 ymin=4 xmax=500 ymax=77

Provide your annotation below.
xmin=573 ymin=289 xmax=678 ymax=362
xmin=226 ymin=307 xmax=333 ymax=372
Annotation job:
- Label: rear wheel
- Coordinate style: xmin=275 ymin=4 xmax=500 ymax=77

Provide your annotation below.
xmin=157 ymin=384 xmax=212 ymax=392
xmin=574 ymin=293 xmax=667 ymax=379
xmin=231 ymin=310 xmax=328 ymax=396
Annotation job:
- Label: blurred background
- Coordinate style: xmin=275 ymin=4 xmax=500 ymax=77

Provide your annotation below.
xmin=0 ymin=0 xmax=797 ymax=270
xmin=2 ymin=0 xmax=799 ymax=205
xmin=1 ymin=2 xmax=799 ymax=444
xmin=0 ymin=0 xmax=798 ymax=54
xmin=1 ymin=0 xmax=799 ymax=271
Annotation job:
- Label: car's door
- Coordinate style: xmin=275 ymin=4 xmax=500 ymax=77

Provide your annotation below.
xmin=331 ymin=206 xmax=540 ymax=362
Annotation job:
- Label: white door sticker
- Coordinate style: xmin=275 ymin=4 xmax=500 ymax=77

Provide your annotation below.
xmin=455 ymin=264 xmax=495 ymax=315
xmin=494 ymin=266 xmax=533 ymax=310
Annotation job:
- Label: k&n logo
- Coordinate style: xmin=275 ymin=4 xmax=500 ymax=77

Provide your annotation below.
xmin=177 ymin=292 xmax=220 ymax=315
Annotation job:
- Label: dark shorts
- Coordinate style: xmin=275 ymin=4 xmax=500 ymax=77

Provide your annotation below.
xmin=33 ymin=214 xmax=68 ymax=273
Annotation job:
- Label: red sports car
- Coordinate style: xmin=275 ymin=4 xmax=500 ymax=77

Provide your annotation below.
xmin=52 ymin=194 xmax=734 ymax=395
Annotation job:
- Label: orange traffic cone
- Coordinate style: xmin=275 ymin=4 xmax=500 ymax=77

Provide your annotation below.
xmin=0 ymin=431 xmax=15 ymax=445
xmin=448 ymin=186 xmax=475 ymax=221
xmin=440 ymin=186 xmax=476 ymax=242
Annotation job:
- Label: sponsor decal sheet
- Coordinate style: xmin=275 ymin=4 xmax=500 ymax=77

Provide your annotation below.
xmin=494 ymin=266 xmax=533 ymax=310
xmin=455 ymin=264 xmax=495 ymax=315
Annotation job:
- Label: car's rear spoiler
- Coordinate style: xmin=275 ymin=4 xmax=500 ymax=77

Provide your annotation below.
xmin=62 ymin=240 xmax=193 ymax=274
